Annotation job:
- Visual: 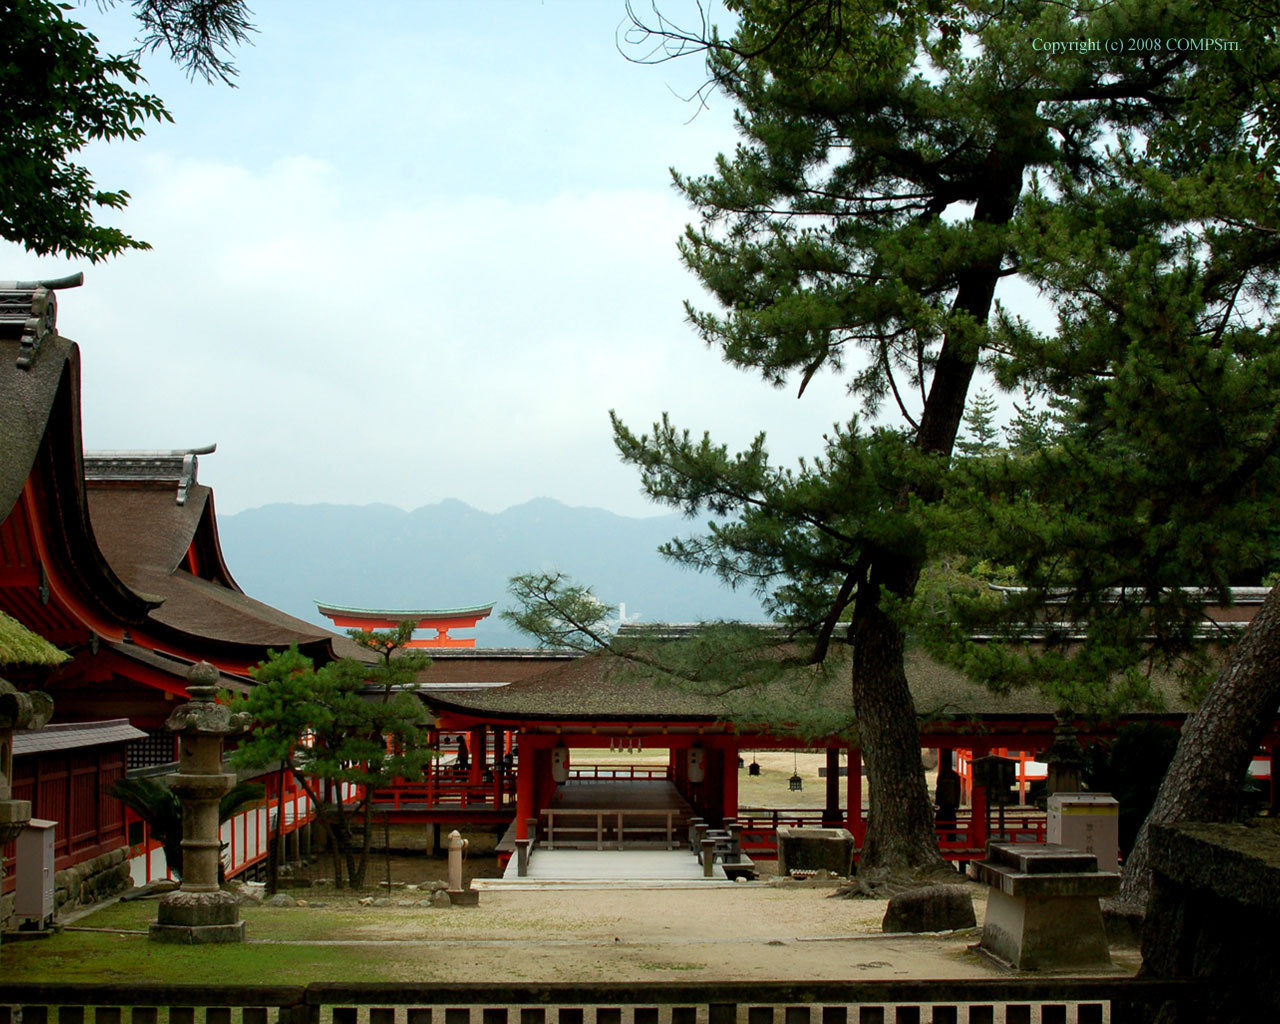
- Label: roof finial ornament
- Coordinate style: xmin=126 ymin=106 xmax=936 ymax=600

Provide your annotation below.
xmin=0 ymin=273 xmax=84 ymax=370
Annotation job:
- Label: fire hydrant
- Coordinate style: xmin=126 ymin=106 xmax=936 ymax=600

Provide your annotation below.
xmin=446 ymin=829 xmax=479 ymax=906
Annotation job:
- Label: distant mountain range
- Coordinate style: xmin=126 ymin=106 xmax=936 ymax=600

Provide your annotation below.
xmin=216 ymin=498 xmax=770 ymax=648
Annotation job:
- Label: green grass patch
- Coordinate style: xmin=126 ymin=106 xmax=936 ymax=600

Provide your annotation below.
xmin=0 ymin=928 xmax=398 ymax=985
xmin=1 ymin=895 xmax=603 ymax=984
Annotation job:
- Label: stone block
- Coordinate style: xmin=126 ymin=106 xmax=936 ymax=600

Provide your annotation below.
xmin=882 ymin=885 xmax=976 ymax=933
xmin=980 ymin=888 xmax=1111 ymax=970
xmin=973 ymin=842 xmax=1116 ymax=971
xmin=775 ymin=826 xmax=854 ymax=877
xmin=1138 ymin=821 xmax=1280 ymax=1023
xmin=446 ymin=888 xmax=480 ymax=906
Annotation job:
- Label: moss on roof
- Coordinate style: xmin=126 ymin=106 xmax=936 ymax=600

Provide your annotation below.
xmin=0 ymin=612 xmax=69 ymax=667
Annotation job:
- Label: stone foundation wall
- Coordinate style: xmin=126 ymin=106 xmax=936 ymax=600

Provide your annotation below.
xmin=54 ymin=846 xmax=133 ymax=913
xmin=1140 ymin=820 xmax=1280 ymax=1023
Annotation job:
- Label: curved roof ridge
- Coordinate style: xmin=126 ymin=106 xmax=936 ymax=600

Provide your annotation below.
xmin=315 ymin=600 xmax=496 ymax=618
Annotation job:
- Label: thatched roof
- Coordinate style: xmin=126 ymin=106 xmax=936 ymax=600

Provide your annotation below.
xmin=424 ymin=643 xmax=1203 ymax=738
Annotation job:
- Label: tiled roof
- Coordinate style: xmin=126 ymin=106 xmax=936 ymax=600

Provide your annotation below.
xmin=14 ymin=718 xmax=146 ymax=755
xmin=84 ymin=446 xmax=215 ymax=506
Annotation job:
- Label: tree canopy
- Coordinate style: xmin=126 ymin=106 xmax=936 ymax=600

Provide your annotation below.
xmin=613 ymin=0 xmax=1280 ymax=869
xmin=0 ymin=0 xmax=252 ymax=260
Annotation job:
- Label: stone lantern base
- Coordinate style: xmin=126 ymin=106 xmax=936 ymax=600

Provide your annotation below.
xmin=149 ymin=889 xmax=245 ymax=944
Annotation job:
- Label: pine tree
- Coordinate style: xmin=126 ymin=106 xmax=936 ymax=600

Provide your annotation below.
xmin=956 ymin=390 xmax=1001 ymax=459
xmin=615 ymin=0 xmax=1279 ymax=869
xmin=230 ymin=633 xmax=432 ymax=890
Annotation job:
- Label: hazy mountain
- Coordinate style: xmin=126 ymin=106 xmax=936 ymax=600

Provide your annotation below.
xmin=216 ymin=498 xmax=770 ymax=647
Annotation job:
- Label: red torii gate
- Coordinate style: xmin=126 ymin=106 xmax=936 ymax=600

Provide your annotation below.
xmin=316 ymin=601 xmax=495 ymax=649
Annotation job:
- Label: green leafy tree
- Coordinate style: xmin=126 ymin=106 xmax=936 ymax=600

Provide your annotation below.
xmin=616 ymin=0 xmax=1279 ymax=870
xmin=1 ymin=0 xmax=252 ymax=260
xmin=231 ymin=631 xmax=432 ymax=890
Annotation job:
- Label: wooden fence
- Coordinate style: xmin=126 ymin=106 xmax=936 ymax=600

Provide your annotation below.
xmin=0 ymin=978 xmax=1215 ymax=1024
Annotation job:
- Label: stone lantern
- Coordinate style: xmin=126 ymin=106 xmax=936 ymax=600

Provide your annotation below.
xmin=150 ymin=661 xmax=252 ymax=944
xmin=1 ymin=677 xmax=53 ymax=942
xmin=0 ymin=679 xmax=53 ymax=838
xmin=1043 ymin=708 xmax=1085 ymax=798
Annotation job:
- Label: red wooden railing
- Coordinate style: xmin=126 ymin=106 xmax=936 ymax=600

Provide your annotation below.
xmin=568 ymin=765 xmax=672 ymax=781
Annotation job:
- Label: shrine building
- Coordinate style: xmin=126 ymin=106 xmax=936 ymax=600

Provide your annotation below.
xmin=1 ymin=275 xmax=363 ymax=914
xmin=389 ymin=608 xmax=1280 ymax=871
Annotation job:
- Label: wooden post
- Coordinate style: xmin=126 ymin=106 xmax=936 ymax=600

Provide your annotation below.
xmin=823 ymin=746 xmax=841 ymax=826
xmin=515 ymin=733 xmax=534 ymax=840
xmin=847 ymin=747 xmax=864 ymax=842
xmin=468 ymin=726 xmax=485 ymax=788
xmin=722 ymin=743 xmax=739 ymax=824
xmin=969 ymin=744 xmax=990 ymax=853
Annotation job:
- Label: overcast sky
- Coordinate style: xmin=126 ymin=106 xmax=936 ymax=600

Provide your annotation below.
xmin=5 ymin=1 xmax=1023 ymax=518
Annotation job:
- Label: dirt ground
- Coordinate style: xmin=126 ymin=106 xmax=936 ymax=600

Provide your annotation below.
xmin=246 ymin=851 xmax=1139 ymax=983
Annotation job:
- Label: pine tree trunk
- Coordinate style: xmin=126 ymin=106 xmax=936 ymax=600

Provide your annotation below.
xmin=352 ymin=795 xmax=374 ymax=890
xmin=1118 ymin=584 xmax=1280 ymax=906
xmin=851 ymin=564 xmax=949 ymax=872
xmin=267 ymin=761 xmax=286 ymax=896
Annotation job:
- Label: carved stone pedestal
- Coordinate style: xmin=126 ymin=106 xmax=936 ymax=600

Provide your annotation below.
xmin=150 ymin=888 xmax=246 ymax=944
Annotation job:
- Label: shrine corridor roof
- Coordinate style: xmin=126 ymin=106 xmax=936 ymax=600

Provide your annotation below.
xmin=424 ymin=645 xmax=1200 ymax=728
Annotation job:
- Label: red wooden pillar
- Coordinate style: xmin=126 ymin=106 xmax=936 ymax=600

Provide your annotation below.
xmin=468 ymin=726 xmax=485 ymax=787
xmin=823 ymin=746 xmax=841 ymax=826
xmin=516 ymin=733 xmax=534 ymax=840
xmin=722 ymin=742 xmax=739 ymax=823
xmin=968 ymin=743 xmax=990 ymax=852
xmin=847 ymin=747 xmax=864 ymax=843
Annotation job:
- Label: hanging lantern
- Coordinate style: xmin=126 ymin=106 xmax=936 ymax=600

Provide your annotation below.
xmin=789 ymin=748 xmax=802 ymax=791
xmin=789 ymin=773 xmax=803 ymax=792
xmin=748 ymin=758 xmax=761 ymax=776
xmin=738 ymin=755 xmax=745 ymax=769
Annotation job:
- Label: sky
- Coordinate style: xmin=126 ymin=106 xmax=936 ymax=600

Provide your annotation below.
xmin=4 ymin=1 xmax=1028 ymax=518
